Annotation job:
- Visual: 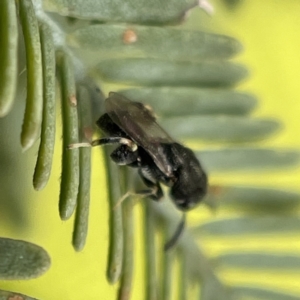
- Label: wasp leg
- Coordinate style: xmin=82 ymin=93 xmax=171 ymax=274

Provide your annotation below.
xmin=113 ymin=185 xmax=163 ymax=210
xmin=113 ymin=189 xmax=155 ymax=210
xmin=138 ymin=169 xmax=164 ymax=201
xmin=114 ymin=168 xmax=163 ymax=209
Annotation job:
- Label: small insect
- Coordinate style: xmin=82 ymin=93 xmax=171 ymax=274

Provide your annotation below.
xmin=70 ymin=92 xmax=207 ymax=250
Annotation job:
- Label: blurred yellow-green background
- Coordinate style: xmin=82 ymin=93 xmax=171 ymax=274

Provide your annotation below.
xmin=1 ymin=1 xmax=300 ymax=299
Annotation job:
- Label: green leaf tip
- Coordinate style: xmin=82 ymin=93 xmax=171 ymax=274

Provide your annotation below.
xmin=161 ymin=116 xmax=280 ymax=142
xmin=216 ymin=252 xmax=300 ymax=270
xmin=205 ymin=185 xmax=300 ymax=213
xmin=19 ymin=0 xmax=43 ymax=151
xmin=118 ymin=87 xmax=257 ymax=117
xmin=43 ymin=0 xmax=200 ymax=25
xmin=96 ymin=58 xmax=248 ymax=87
xmin=0 ymin=237 xmax=51 ymax=280
xmin=72 ymin=86 xmax=93 ymax=252
xmin=198 ymin=148 xmax=300 ymax=172
xmin=33 ymin=21 xmax=56 ymax=191
xmin=0 ymin=289 xmax=39 ymax=300
xmin=57 ymin=51 xmax=80 ymax=220
xmin=68 ymin=24 xmax=242 ymax=61
xmin=193 ymin=216 xmax=300 ymax=236
xmin=0 ymin=0 xmax=18 ymax=117
xmin=233 ymin=285 xmax=300 ymax=300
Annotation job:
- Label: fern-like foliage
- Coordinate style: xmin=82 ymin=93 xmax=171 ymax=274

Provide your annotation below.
xmin=0 ymin=1 xmax=300 ymax=300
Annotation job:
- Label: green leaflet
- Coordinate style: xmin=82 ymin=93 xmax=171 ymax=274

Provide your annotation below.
xmin=105 ymin=152 xmax=124 ymax=284
xmin=33 ymin=21 xmax=56 ymax=191
xmin=204 ymin=186 xmax=300 ymax=213
xmin=161 ymin=228 xmax=175 ymax=300
xmin=0 ymin=0 xmax=18 ymax=117
xmin=0 ymin=290 xmax=39 ymax=300
xmin=72 ymin=85 xmax=92 ymax=251
xmin=0 ymin=238 xmax=50 ymax=280
xmin=96 ymin=58 xmax=248 ymax=87
xmin=68 ymin=24 xmax=242 ymax=61
xmin=0 ymin=72 xmax=29 ymax=228
xmin=43 ymin=0 xmax=200 ymax=24
xmin=161 ymin=116 xmax=279 ymax=142
xmin=197 ymin=148 xmax=300 ymax=172
xmin=178 ymin=250 xmax=188 ymax=300
xmin=193 ymin=216 xmax=300 ymax=236
xmin=19 ymin=0 xmax=43 ymax=151
xmin=118 ymin=87 xmax=257 ymax=116
xmin=233 ymin=286 xmax=300 ymax=300
xmin=72 ymin=144 xmax=91 ymax=251
xmin=215 ymin=253 xmax=300 ymax=269
xmin=117 ymin=169 xmax=134 ymax=300
xmin=143 ymin=202 xmax=158 ymax=300
xmin=57 ymin=51 xmax=80 ymax=220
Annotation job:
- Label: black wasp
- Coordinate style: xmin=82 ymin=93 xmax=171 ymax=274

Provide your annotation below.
xmin=70 ymin=92 xmax=208 ymax=250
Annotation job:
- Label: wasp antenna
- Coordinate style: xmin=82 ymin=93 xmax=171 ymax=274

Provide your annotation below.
xmin=164 ymin=213 xmax=186 ymax=251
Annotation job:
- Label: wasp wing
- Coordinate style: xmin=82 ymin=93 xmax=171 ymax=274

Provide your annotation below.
xmin=105 ymin=92 xmax=174 ymax=176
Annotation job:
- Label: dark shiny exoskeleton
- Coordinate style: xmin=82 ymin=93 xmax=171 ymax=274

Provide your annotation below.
xmin=96 ymin=92 xmax=208 ymax=212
